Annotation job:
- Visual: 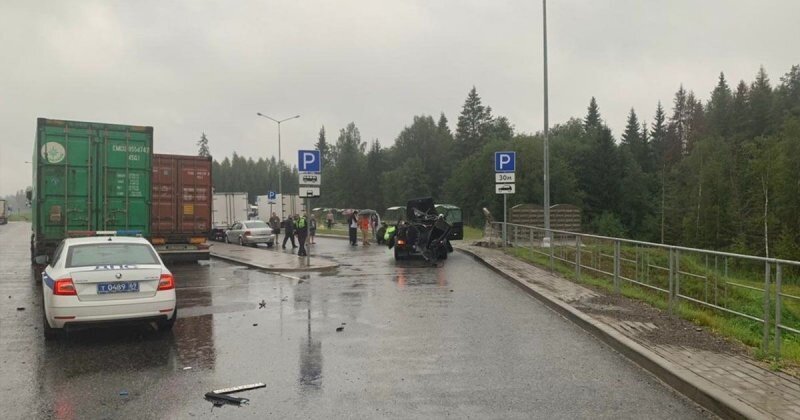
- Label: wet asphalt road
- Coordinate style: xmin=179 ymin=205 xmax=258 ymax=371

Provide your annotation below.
xmin=0 ymin=222 xmax=709 ymax=419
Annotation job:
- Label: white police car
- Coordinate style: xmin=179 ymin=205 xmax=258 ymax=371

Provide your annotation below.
xmin=38 ymin=233 xmax=177 ymax=339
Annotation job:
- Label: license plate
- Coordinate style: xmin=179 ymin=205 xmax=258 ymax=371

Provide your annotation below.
xmin=97 ymin=282 xmax=140 ymax=294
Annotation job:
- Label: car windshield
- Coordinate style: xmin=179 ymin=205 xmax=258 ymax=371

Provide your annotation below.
xmin=245 ymin=221 xmax=268 ymax=228
xmin=66 ymin=243 xmax=160 ymax=268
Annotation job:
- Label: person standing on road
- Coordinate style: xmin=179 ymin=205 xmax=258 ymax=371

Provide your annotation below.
xmin=269 ymin=212 xmax=281 ymax=243
xmin=295 ymin=213 xmax=309 ymax=256
xmin=326 ymin=210 xmax=334 ymax=230
xmin=360 ymin=213 xmax=371 ymax=246
xmin=348 ymin=211 xmax=358 ymax=246
xmin=309 ymin=216 xmax=317 ymax=244
xmin=282 ymin=215 xmax=297 ymax=249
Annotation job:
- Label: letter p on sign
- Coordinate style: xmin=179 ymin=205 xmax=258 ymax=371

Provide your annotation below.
xmin=298 ymin=150 xmax=321 ymax=173
xmin=495 ymin=151 xmax=515 ymax=173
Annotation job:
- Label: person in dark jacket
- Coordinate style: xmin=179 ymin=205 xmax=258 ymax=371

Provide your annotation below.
xmin=348 ymin=211 xmax=359 ymax=246
xmin=295 ymin=214 xmax=309 ymax=256
xmin=282 ymin=215 xmax=296 ymax=249
xmin=269 ymin=212 xmax=281 ymax=243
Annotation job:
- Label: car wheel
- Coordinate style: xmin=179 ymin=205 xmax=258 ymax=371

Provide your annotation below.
xmin=42 ymin=299 xmax=62 ymax=341
xmin=158 ymin=307 xmax=177 ymax=332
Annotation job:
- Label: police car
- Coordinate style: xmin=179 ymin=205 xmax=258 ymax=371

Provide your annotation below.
xmin=37 ymin=232 xmax=177 ymax=339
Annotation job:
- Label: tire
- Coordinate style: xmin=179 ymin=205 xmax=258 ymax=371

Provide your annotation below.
xmin=438 ymin=248 xmax=448 ymax=260
xmin=158 ymin=307 xmax=177 ymax=332
xmin=394 ymin=246 xmax=404 ymax=261
xmin=42 ymin=299 xmax=62 ymax=341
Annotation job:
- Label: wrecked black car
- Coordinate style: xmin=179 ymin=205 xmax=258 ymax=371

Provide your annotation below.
xmin=386 ymin=197 xmax=453 ymax=262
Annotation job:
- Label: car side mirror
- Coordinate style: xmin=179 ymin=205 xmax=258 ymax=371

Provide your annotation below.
xmin=34 ymin=255 xmax=49 ymax=265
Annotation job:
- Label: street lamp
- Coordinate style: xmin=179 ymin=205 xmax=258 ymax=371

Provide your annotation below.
xmin=256 ymin=112 xmax=300 ymax=219
xmin=542 ymin=0 xmax=551 ymax=248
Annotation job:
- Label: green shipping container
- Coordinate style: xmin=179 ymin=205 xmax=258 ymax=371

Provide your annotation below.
xmin=31 ymin=118 xmax=153 ymax=260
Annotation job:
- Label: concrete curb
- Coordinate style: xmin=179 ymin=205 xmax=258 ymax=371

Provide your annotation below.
xmin=457 ymin=246 xmax=764 ymax=420
xmin=210 ymin=252 xmax=339 ymax=273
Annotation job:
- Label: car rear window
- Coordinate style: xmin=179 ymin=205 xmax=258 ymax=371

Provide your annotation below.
xmin=66 ymin=243 xmax=160 ymax=268
xmin=245 ymin=221 xmax=268 ymax=228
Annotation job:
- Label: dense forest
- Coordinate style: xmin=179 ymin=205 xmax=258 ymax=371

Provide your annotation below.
xmin=211 ymin=64 xmax=800 ymax=259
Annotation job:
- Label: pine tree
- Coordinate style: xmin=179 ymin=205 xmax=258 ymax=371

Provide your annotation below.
xmin=707 ymin=72 xmax=732 ymax=136
xmin=455 ymin=87 xmax=493 ymax=157
xmin=197 ymin=132 xmax=210 ymax=157
xmin=437 ymin=112 xmax=451 ymax=135
xmin=621 ymin=108 xmax=649 ymax=171
xmin=584 ymin=97 xmax=601 ymax=130
xmin=314 ymin=126 xmax=332 ymax=167
xmin=667 ymin=85 xmax=689 ymax=160
xmin=749 ymin=66 xmax=774 ymax=136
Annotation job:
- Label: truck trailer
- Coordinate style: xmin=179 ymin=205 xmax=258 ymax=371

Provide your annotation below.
xmin=151 ymin=154 xmax=212 ymax=262
xmin=0 ymin=199 xmax=7 ymax=224
xmin=31 ymin=118 xmax=153 ymax=261
xmin=211 ymin=192 xmax=249 ymax=241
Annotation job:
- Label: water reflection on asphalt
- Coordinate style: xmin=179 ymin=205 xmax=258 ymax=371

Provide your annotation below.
xmin=0 ymin=227 xmax=708 ymax=419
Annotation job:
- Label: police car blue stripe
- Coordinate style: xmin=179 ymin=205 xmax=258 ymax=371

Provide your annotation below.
xmin=43 ymin=272 xmax=55 ymax=290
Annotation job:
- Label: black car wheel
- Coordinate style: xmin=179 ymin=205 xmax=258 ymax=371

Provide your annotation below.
xmin=158 ymin=307 xmax=177 ymax=332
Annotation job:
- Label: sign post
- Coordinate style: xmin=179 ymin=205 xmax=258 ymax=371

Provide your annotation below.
xmin=495 ymin=151 xmax=516 ymax=246
xmin=298 ymin=150 xmax=322 ymax=254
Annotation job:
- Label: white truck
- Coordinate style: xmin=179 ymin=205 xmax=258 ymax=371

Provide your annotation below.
xmin=256 ymin=194 xmax=306 ymax=222
xmin=0 ymin=199 xmax=7 ymax=224
xmin=211 ymin=192 xmax=249 ymax=241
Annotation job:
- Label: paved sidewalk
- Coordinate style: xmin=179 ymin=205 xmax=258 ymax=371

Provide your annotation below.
xmin=458 ymin=243 xmax=800 ymax=420
xmin=209 ymin=242 xmax=338 ymax=272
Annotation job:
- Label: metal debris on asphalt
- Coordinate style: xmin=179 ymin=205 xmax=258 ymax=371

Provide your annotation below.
xmin=212 ymin=383 xmax=266 ymax=394
xmin=336 ymin=326 xmax=344 ymax=332
xmin=258 ymin=299 xmax=266 ymax=309
xmin=183 ymin=366 xmax=192 ymax=370
xmin=252 ymin=323 xmax=258 ymax=327
xmin=205 ymin=392 xmax=248 ymax=407
xmin=16 ymin=307 xmax=24 ymax=311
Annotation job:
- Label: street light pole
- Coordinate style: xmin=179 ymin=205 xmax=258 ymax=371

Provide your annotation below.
xmin=542 ymin=0 xmax=551 ymax=247
xmin=256 ymin=113 xmax=300 ymax=219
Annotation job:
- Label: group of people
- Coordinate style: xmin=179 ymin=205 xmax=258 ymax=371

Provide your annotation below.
xmin=347 ymin=211 xmax=380 ymax=246
xmin=267 ymin=212 xmax=317 ymax=257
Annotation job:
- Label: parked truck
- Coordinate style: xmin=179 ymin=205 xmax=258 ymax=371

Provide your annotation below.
xmin=211 ymin=192 xmax=249 ymax=241
xmin=31 ymin=118 xmax=153 ymax=261
xmin=0 ymin=199 xmax=7 ymax=224
xmin=150 ymin=154 xmax=212 ymax=262
xmin=255 ymin=193 xmax=306 ymax=223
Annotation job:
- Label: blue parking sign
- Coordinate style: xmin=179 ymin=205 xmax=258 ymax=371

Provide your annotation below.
xmin=267 ymin=191 xmax=276 ymax=200
xmin=495 ymin=151 xmax=515 ymax=172
xmin=298 ymin=150 xmax=321 ymax=173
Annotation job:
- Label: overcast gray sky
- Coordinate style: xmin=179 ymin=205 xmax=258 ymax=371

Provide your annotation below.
xmin=2 ymin=0 xmax=799 ymax=196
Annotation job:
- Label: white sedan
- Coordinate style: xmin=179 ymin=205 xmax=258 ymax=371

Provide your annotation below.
xmin=38 ymin=235 xmax=177 ymax=339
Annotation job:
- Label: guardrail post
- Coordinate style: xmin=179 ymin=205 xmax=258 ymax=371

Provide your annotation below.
xmin=668 ymin=248 xmax=674 ymax=314
xmin=575 ymin=235 xmax=581 ymax=280
xmin=613 ymin=240 xmax=620 ymax=294
xmin=549 ymin=235 xmax=555 ymax=272
xmin=775 ymin=263 xmax=783 ymax=357
xmin=675 ymin=250 xmax=681 ymax=303
xmin=763 ymin=262 xmax=771 ymax=353
xmin=529 ymin=228 xmax=534 ymax=254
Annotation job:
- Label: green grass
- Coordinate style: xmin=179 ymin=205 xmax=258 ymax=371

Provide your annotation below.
xmin=506 ymin=244 xmax=800 ymax=365
xmin=7 ymin=213 xmax=31 ymax=222
xmin=463 ymin=226 xmax=484 ymax=241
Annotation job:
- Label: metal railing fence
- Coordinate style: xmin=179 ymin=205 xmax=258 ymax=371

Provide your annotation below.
xmin=489 ymin=222 xmax=800 ymax=356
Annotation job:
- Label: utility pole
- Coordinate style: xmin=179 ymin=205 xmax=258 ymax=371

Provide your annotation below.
xmin=542 ymin=0 xmax=551 ymax=247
